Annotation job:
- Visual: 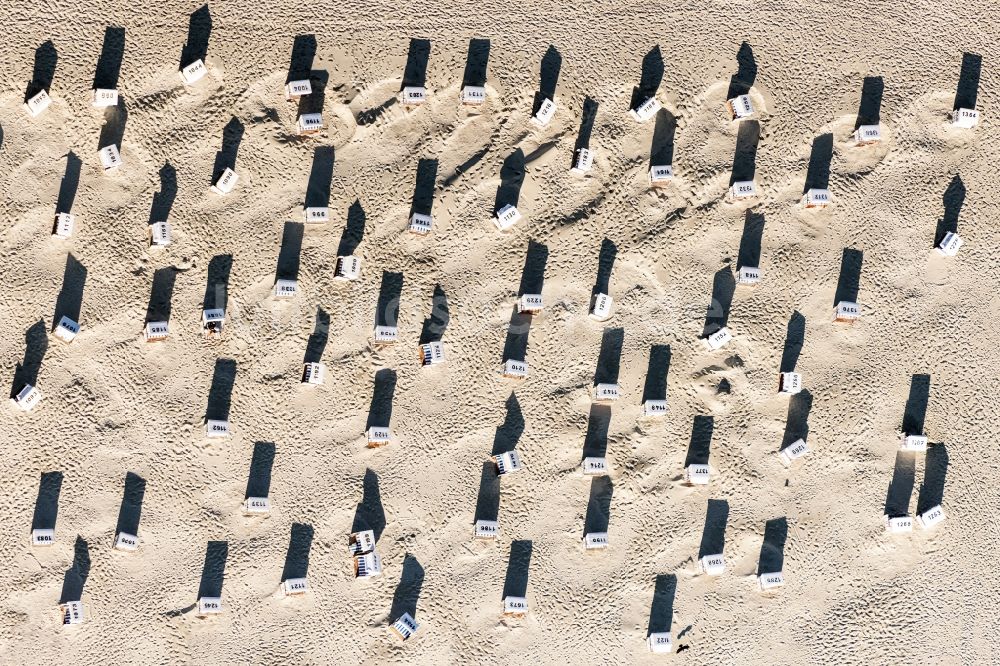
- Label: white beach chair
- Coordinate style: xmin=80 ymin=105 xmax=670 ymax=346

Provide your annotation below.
xmin=649 ymin=165 xmax=673 ymax=187
xmin=12 ymin=385 xmax=42 ymax=411
xmin=53 ymin=316 xmax=80 ymax=343
xmin=493 ymin=450 xmax=523 ymax=475
xmin=205 ymin=419 xmax=230 ymax=438
xmin=685 ymin=464 xmax=710 ymax=485
xmin=494 ymin=204 xmax=522 ymax=231
xmin=703 ymin=327 xmax=733 ymax=351
xmin=834 ymin=301 xmax=860 ymax=323
xmin=24 ymin=89 xmax=52 ymax=117
xmin=581 ymin=457 xmax=609 ymax=476
xmin=301 ymin=362 xmax=325 ymax=385
xmin=334 ymin=256 xmax=361 ymax=281
xmin=630 ymin=96 xmax=661 ymax=122
xmin=699 ymin=553 xmax=726 ymax=576
xmin=778 ymin=439 xmax=810 ymax=466
xmin=180 ymin=60 xmax=207 ymax=85
xmin=114 ymin=532 xmax=139 ymax=551
xmin=408 ymin=213 xmax=433 ymax=235
xmin=726 ymin=94 xmax=754 ymax=120
xmin=500 ymin=359 xmax=528 ymax=379
xmin=99 ymin=145 xmax=122 ymax=172
xmin=584 ymin=532 xmax=609 ymax=550
xmin=93 ymin=88 xmax=119 ymax=108
xmin=474 ymin=519 xmax=500 ymax=539
xmin=419 ymin=341 xmax=446 ymax=366
xmin=590 ymin=293 xmax=613 ymax=321
xmin=144 ymin=321 xmax=169 ymax=342
xmin=274 ymin=279 xmax=298 ymax=298
xmin=532 ymin=98 xmax=557 ymax=126
xmin=571 ymin=148 xmax=594 ymax=175
xmin=211 ymin=167 xmax=239 ymax=195
xmin=53 ymin=213 xmax=75 ymax=238
xmin=778 ymin=372 xmax=802 ymax=395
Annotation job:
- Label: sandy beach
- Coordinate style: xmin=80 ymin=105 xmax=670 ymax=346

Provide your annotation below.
xmin=0 ymin=2 xmax=997 ymax=663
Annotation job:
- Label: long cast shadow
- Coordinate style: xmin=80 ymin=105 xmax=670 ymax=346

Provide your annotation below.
xmin=702 ymin=266 xmax=735 ymax=337
xmin=276 ymin=222 xmax=304 ymax=282
xmin=757 ymin=518 xmax=787 ymax=575
xmin=32 ymin=471 xmax=63 ymax=531
xmin=501 ymin=306 xmax=530 ymax=364
xmin=10 ymin=320 xmax=47 ymax=399
xmin=338 ymin=200 xmax=366 ymax=256
xmin=726 ymin=41 xmax=757 ymax=100
xmin=197 ymin=540 xmax=228 ymax=599
xmin=953 ymin=52 xmax=982 ymax=110
xmin=934 ymin=175 xmax=965 ymax=247
xmin=245 ymin=442 xmax=275 ymax=500
xmin=884 ymin=451 xmax=916 ymax=517
xmin=202 ymin=254 xmax=232 ymax=312
xmin=205 ymin=358 xmax=237 ymax=422
xmin=574 ymin=97 xmax=598 ymax=153
xmin=303 ymin=307 xmax=329 ymax=364
xmin=286 ymin=34 xmax=316 ymax=83
xmin=583 ymin=476 xmax=613 ymax=535
xmin=698 ymin=499 xmax=729 ymax=559
xmin=55 ymin=152 xmax=82 ymax=215
xmin=401 ymin=38 xmax=431 ymax=89
xmin=351 ymin=468 xmax=387 ymax=543
xmin=25 ymin=40 xmax=58 ymax=101
xmin=803 ymin=133 xmax=833 ymax=192
xmin=650 ymin=109 xmax=676 ymax=168
xmin=737 ymin=211 xmax=765 ymax=270
xmin=179 ymin=4 xmax=212 ymax=70
xmin=581 ymin=404 xmax=612 ymax=460
xmin=594 ymin=328 xmax=624 ymax=386
xmin=685 ymin=415 xmax=714 ymax=467
xmin=779 ymin=312 xmax=806 ymax=374
xmin=390 ymin=554 xmax=424 ymax=620
xmin=304 ymin=146 xmax=334 ymax=210
xmin=149 ymin=162 xmax=177 ymax=223
xmin=375 ymin=271 xmax=403 ymax=328
xmin=59 ymin=537 xmax=90 ymax=603
xmin=631 ymin=45 xmax=664 ymax=110
xmin=491 ymin=393 xmax=524 ymax=456
xmin=281 ymin=523 xmax=314 ymax=582
xmin=592 ymin=238 xmax=617 ymax=298
xmin=93 ymin=26 xmax=125 ymax=90
xmin=115 ymin=472 xmax=146 ymax=536
xmin=833 ymin=248 xmax=863 ymax=305
xmin=97 ymin=100 xmax=128 ymax=151
xmin=646 ymin=574 xmax=677 ymax=636
xmin=730 ymin=120 xmax=760 ymax=184
xmin=502 ymin=540 xmax=532 ymax=599
xmin=917 ymin=445 xmax=948 ymax=514
xmin=52 ymin=254 xmax=87 ymax=327
xmin=494 ymin=149 xmax=525 ymax=214
xmin=298 ymin=69 xmax=327 ymax=117
xmin=211 ymin=117 xmax=244 ymax=185
xmin=473 ymin=462 xmax=500 ymax=523
xmin=145 ymin=267 xmax=177 ymax=324
xmin=462 ymin=38 xmax=490 ymax=88
xmin=901 ymin=374 xmax=931 ymax=436
xmin=410 ymin=158 xmax=438 ymax=217
xmin=855 ymin=76 xmax=884 ymax=129
xmin=781 ymin=390 xmax=812 ymax=450
xmin=365 ymin=369 xmax=397 ymax=430
xmin=532 ymin=45 xmax=561 ymax=114
xmin=518 ymin=240 xmax=548 ymax=297
xmin=419 ymin=285 xmax=449 ymax=344
xmin=642 ymin=345 xmax=671 ymax=403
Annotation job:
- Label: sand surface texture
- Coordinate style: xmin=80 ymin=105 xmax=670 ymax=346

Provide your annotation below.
xmin=1 ymin=2 xmax=997 ymax=664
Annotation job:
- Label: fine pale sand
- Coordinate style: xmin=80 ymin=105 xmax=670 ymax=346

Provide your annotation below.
xmin=1 ymin=3 xmax=997 ymax=663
